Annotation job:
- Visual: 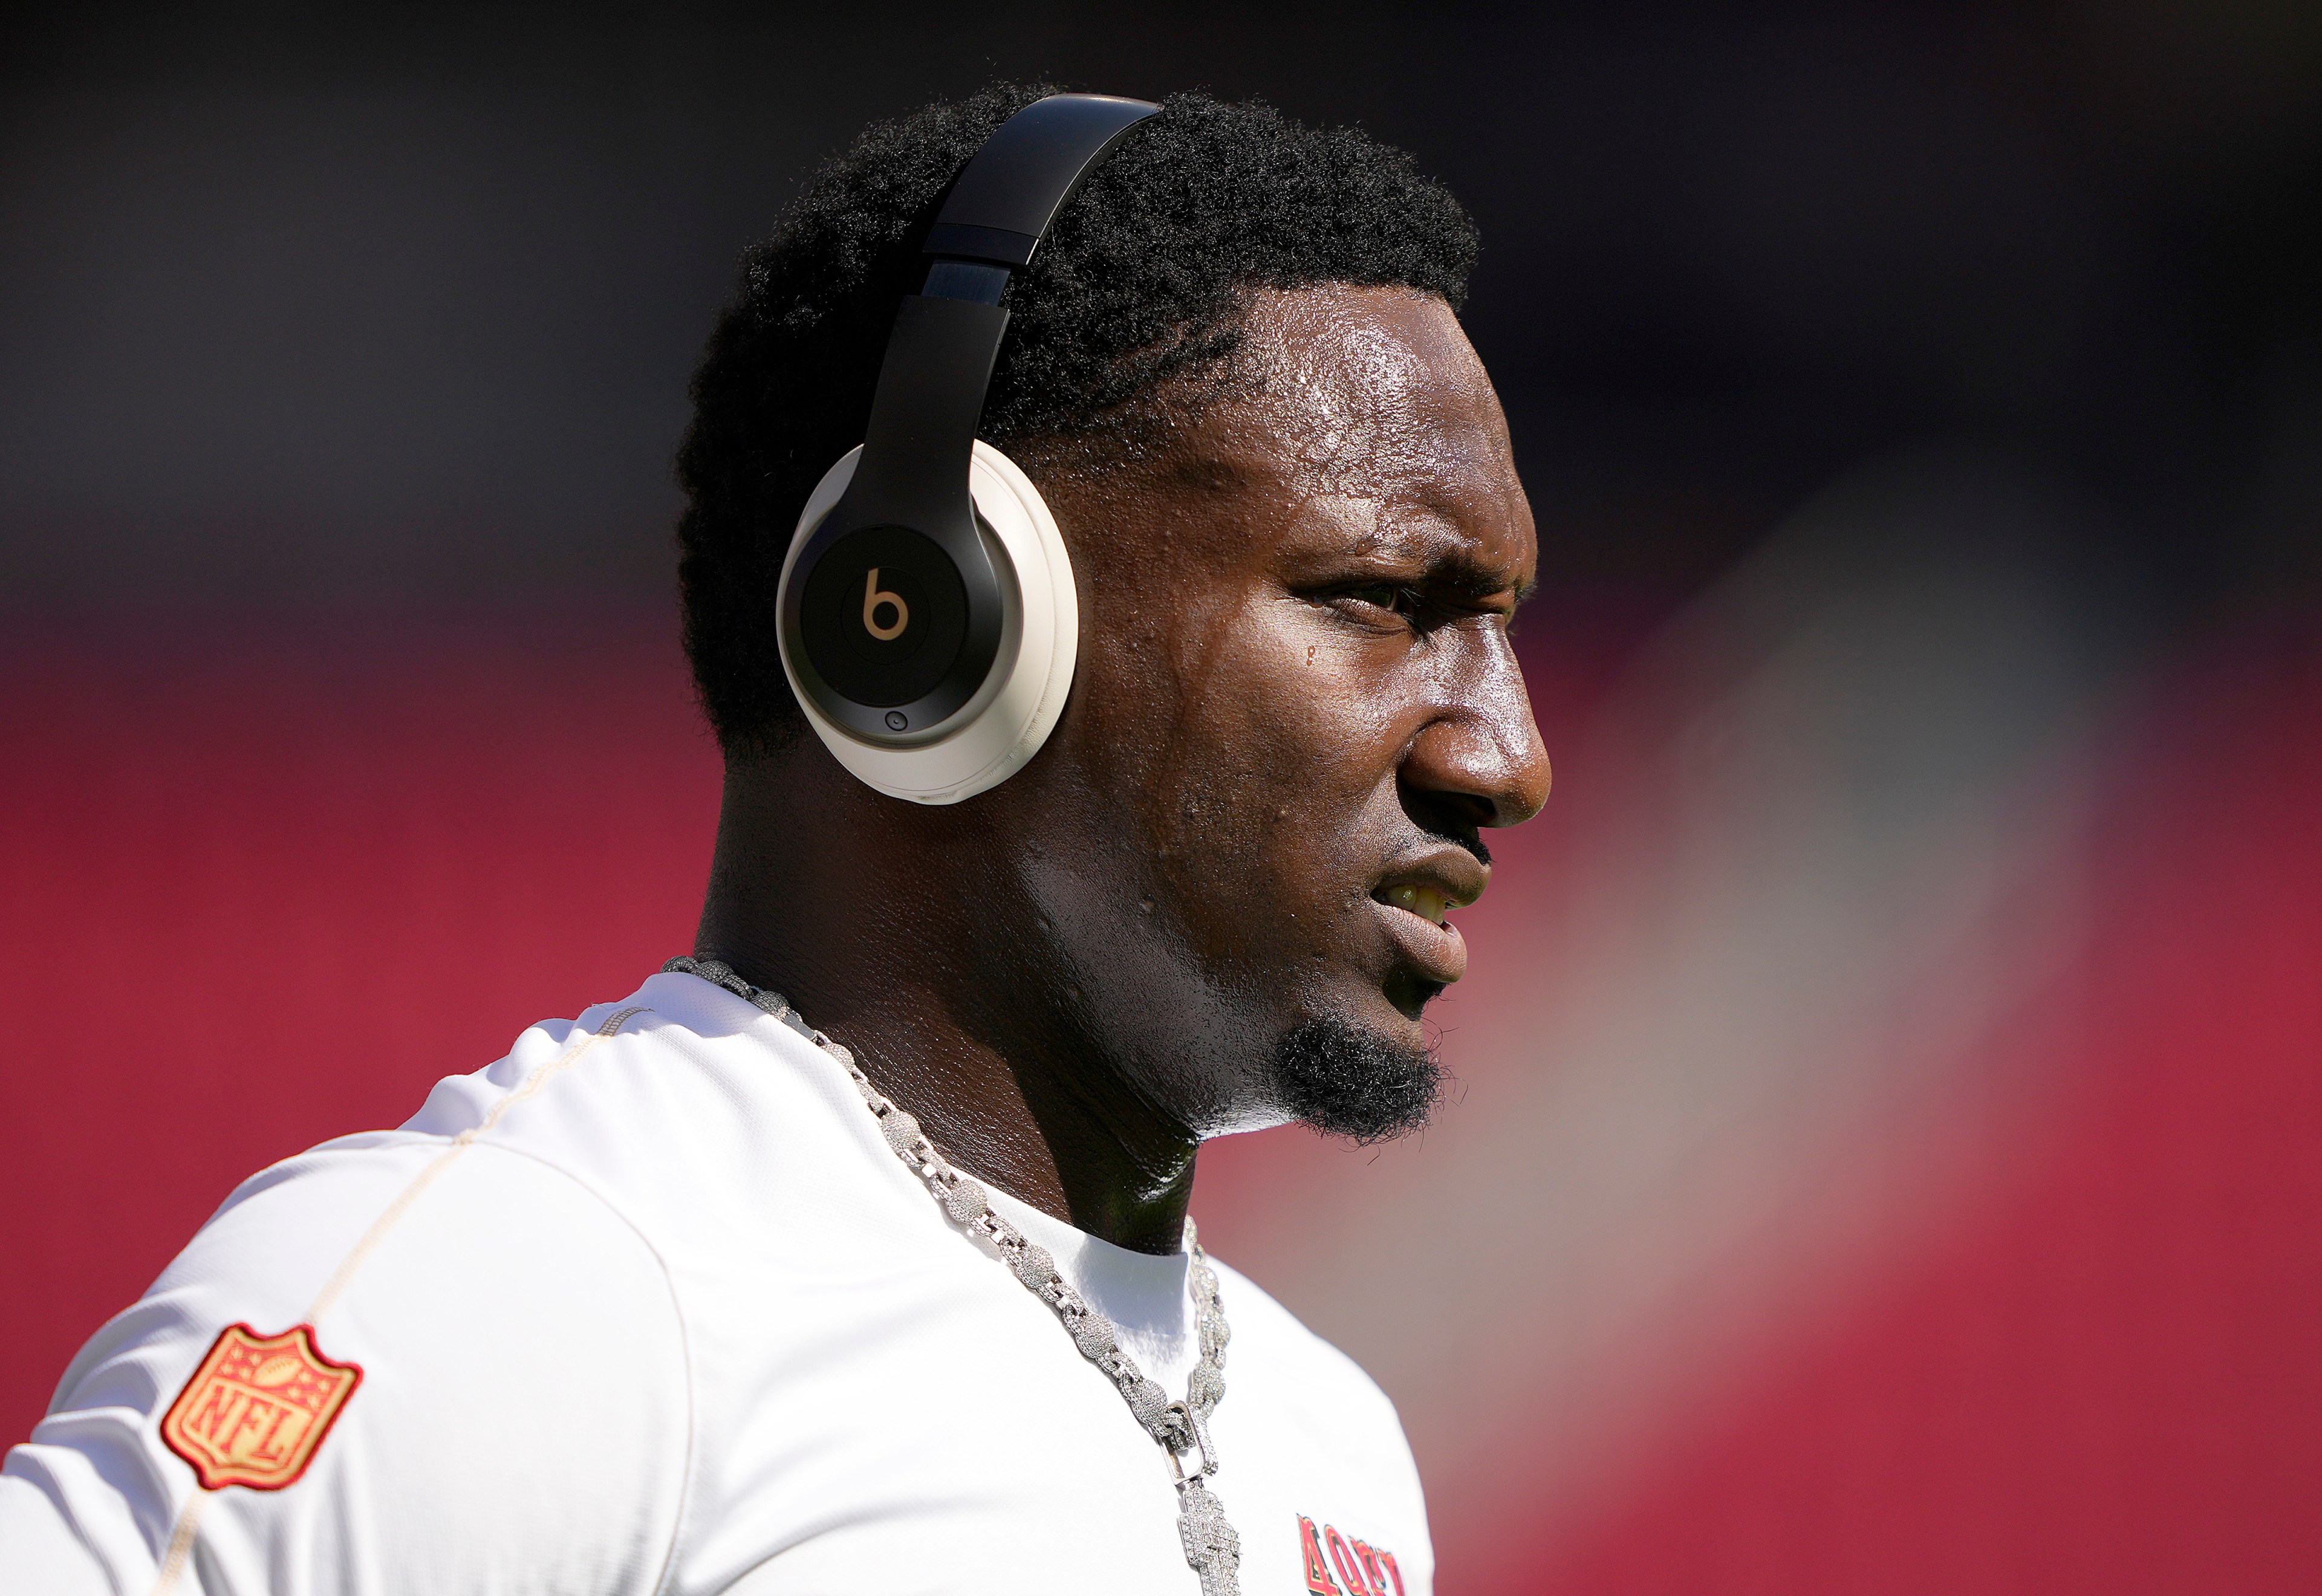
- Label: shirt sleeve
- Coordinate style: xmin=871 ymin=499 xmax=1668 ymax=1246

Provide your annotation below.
xmin=0 ymin=1135 xmax=689 ymax=1596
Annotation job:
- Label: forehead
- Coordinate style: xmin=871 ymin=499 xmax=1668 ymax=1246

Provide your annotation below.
xmin=1197 ymin=285 xmax=1534 ymax=583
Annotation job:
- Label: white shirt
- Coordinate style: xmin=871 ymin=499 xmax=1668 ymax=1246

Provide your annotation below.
xmin=1 ymin=972 xmax=1431 ymax=1595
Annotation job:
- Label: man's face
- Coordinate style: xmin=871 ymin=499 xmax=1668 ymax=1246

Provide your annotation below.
xmin=997 ymin=284 xmax=1550 ymax=1138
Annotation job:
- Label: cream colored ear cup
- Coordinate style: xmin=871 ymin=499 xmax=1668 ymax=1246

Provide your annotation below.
xmin=777 ymin=441 xmax=1078 ymax=805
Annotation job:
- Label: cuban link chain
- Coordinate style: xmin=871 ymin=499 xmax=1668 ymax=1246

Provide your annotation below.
xmin=664 ymin=958 xmax=1242 ymax=1596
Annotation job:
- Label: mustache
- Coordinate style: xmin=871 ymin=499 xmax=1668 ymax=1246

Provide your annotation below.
xmin=1419 ymin=821 xmax=1491 ymax=869
xmin=1397 ymin=782 xmax=1493 ymax=870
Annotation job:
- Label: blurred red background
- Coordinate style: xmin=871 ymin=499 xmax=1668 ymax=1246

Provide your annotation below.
xmin=7 ymin=595 xmax=2317 ymax=1592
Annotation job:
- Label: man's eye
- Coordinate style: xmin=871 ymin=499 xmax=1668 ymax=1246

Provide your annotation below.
xmin=1349 ymin=584 xmax=1402 ymax=611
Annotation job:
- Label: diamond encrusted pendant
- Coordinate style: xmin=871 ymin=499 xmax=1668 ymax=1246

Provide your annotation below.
xmin=1177 ymin=1476 xmax=1241 ymax=1595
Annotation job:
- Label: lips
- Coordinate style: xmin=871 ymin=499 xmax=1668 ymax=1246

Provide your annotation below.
xmin=1368 ymin=849 xmax=1488 ymax=988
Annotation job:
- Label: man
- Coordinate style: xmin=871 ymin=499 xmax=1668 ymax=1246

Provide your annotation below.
xmin=2 ymin=85 xmax=1547 ymax=1595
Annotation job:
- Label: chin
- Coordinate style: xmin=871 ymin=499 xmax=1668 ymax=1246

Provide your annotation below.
xmin=1267 ymin=1009 xmax=1445 ymax=1144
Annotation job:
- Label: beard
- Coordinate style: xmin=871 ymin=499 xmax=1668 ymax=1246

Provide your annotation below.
xmin=1269 ymin=1014 xmax=1445 ymax=1143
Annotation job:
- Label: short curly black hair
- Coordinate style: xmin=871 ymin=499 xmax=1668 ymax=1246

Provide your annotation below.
xmin=676 ymin=83 xmax=1480 ymax=756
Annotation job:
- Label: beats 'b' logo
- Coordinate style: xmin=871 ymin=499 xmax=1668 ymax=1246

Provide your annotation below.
xmin=862 ymin=569 xmax=909 ymax=641
xmin=799 ymin=524 xmax=966 ymax=712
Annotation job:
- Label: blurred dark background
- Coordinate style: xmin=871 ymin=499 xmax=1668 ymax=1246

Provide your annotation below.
xmin=5 ymin=1 xmax=2315 ymax=614
xmin=5 ymin=4 xmax=2320 ymax=1592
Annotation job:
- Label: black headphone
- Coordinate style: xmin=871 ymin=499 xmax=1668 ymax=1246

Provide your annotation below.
xmin=775 ymin=93 xmax=1160 ymax=803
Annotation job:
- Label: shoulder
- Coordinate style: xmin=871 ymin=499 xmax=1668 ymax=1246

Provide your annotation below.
xmin=8 ymin=978 xmax=811 ymax=1596
xmin=1198 ymin=1254 xmax=1435 ymax=1593
xmin=1203 ymin=1257 xmax=1394 ymax=1402
xmin=1203 ymin=1254 xmax=1413 ymax=1451
xmin=119 ymin=968 xmax=834 ymax=1437
xmin=397 ymin=973 xmax=877 ymax=1224
xmin=17 ymin=1139 xmax=691 ymax=1596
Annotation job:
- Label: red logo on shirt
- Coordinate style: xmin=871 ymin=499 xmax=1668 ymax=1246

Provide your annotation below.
xmin=160 ymin=1323 xmax=362 ymax=1491
xmin=1298 ymin=1514 xmax=1404 ymax=1596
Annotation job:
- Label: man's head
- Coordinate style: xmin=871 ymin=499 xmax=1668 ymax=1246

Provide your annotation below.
xmin=683 ymin=86 xmax=1549 ymax=1146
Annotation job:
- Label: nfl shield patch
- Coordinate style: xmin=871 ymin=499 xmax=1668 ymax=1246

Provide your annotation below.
xmin=160 ymin=1323 xmax=362 ymax=1491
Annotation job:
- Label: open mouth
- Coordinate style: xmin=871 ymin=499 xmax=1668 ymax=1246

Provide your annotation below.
xmin=1373 ymin=881 xmax=1455 ymax=926
xmin=1367 ymin=851 xmax=1488 ymax=997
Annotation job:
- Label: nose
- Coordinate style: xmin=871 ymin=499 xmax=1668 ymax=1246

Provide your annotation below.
xmin=1398 ymin=641 xmax=1552 ymax=830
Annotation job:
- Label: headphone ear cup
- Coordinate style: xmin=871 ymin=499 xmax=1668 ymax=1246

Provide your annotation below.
xmin=775 ymin=441 xmax=1078 ymax=805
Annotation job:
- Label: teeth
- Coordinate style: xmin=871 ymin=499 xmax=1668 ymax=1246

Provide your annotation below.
xmin=1379 ymin=883 xmax=1451 ymax=926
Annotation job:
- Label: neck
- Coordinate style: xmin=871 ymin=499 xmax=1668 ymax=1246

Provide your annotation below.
xmin=695 ymin=759 xmax=1200 ymax=1255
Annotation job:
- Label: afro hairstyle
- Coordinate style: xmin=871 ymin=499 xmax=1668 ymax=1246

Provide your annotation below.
xmin=675 ymin=83 xmax=1480 ymax=757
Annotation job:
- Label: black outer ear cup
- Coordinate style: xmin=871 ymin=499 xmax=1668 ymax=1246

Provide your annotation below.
xmin=777 ymin=294 xmax=1010 ymax=744
xmin=797 ymin=525 xmax=971 ymax=712
xmin=776 ymin=443 xmax=1077 ymax=806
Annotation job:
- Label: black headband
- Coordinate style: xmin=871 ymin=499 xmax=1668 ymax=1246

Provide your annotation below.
xmin=834 ymin=94 xmax=1160 ymax=554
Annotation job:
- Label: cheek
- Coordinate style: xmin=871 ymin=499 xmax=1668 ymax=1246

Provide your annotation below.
xmin=1148 ymin=601 xmax=1413 ymax=901
xmin=1214 ymin=602 xmax=1415 ymax=780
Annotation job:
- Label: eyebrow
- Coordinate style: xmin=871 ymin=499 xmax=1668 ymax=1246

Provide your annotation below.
xmin=1368 ymin=530 xmax=1535 ymax=607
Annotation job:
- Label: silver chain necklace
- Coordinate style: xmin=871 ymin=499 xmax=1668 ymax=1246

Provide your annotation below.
xmin=665 ymin=957 xmax=1242 ymax=1595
